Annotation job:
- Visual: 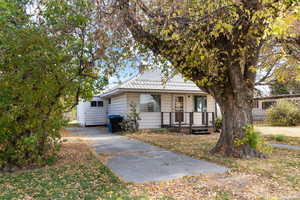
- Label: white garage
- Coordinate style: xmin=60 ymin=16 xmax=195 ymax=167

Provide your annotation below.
xmin=77 ymin=96 xmax=107 ymax=126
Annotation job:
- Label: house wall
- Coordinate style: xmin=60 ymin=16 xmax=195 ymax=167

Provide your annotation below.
xmin=77 ymin=100 xmax=86 ymax=126
xmin=107 ymin=94 xmax=128 ymax=116
xmin=124 ymin=92 xmax=216 ymax=129
xmin=252 ymin=96 xmax=300 ymax=121
xmin=77 ymin=96 xmax=107 ymax=126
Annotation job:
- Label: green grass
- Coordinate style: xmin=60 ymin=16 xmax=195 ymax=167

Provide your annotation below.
xmin=0 ymin=152 xmax=143 ymax=200
xmin=269 ymin=135 xmax=288 ymax=142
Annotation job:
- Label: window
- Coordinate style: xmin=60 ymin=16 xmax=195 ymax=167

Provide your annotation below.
xmin=262 ymin=101 xmax=276 ymax=110
xmin=194 ymin=96 xmax=207 ymax=112
xmin=97 ymin=101 xmax=103 ymax=107
xmin=91 ymin=101 xmax=103 ymax=107
xmin=140 ymin=94 xmax=161 ymax=112
xmin=108 ymin=98 xmax=111 ymax=104
xmin=91 ymin=101 xmax=97 ymax=107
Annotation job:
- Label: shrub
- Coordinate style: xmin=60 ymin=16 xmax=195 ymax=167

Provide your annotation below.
xmin=235 ymin=125 xmax=272 ymax=154
xmin=214 ymin=118 xmax=222 ymax=132
xmin=266 ymin=100 xmax=300 ymax=126
xmin=120 ymin=103 xmax=141 ymax=133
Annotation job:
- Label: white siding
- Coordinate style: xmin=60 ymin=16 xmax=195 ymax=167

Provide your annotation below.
xmin=77 ymin=100 xmax=86 ymax=126
xmin=107 ymin=94 xmax=128 ymax=117
xmin=125 ymin=92 xmax=217 ymax=129
xmin=76 ymin=97 xmax=107 ymax=126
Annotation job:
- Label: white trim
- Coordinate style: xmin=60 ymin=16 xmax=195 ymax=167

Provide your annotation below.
xmin=100 ymin=88 xmax=206 ymax=98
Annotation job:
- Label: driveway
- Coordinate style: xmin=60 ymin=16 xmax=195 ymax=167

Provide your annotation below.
xmin=65 ymin=127 xmax=229 ymax=183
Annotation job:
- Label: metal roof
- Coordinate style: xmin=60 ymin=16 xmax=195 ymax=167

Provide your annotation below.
xmin=254 ymin=94 xmax=300 ymax=100
xmin=100 ymin=69 xmax=204 ymax=97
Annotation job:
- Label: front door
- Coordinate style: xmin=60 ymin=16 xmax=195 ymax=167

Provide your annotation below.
xmin=174 ymin=96 xmax=184 ymax=122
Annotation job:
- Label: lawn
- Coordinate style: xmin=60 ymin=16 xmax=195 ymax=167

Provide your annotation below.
xmin=0 ymin=137 xmax=143 ymax=200
xmin=128 ymin=131 xmax=300 ymax=200
xmin=255 ymin=126 xmax=300 ymax=138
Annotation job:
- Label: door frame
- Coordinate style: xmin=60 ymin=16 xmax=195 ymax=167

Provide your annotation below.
xmin=173 ymin=95 xmax=185 ymax=123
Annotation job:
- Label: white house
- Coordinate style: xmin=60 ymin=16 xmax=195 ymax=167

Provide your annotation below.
xmin=77 ymin=69 xmax=220 ymax=129
xmin=77 ymin=96 xmax=108 ymax=126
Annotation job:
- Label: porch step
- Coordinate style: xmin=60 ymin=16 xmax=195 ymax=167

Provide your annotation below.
xmin=192 ymin=128 xmax=210 ymax=135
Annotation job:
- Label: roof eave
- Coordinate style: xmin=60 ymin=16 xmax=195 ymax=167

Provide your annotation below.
xmin=100 ymin=88 xmax=206 ymax=98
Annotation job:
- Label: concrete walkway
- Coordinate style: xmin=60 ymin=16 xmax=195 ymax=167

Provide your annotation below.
xmin=270 ymin=143 xmax=300 ymax=151
xmin=66 ymin=127 xmax=229 ymax=183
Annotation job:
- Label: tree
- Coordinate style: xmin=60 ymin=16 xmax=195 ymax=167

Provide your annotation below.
xmin=0 ymin=0 xmax=106 ymax=169
xmin=270 ymin=80 xmax=300 ymax=95
xmin=97 ymin=0 xmax=299 ymax=158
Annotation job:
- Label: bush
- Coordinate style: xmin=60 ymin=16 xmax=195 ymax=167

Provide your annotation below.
xmin=214 ymin=118 xmax=222 ymax=132
xmin=266 ymin=100 xmax=300 ymax=126
xmin=235 ymin=125 xmax=272 ymax=154
xmin=120 ymin=103 xmax=141 ymax=133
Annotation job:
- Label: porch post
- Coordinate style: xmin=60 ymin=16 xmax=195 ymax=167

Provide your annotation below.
xmin=189 ymin=112 xmax=193 ymax=134
xmin=161 ymin=112 xmax=164 ymax=128
xmin=212 ymin=112 xmax=215 ymax=131
xmin=169 ymin=112 xmax=172 ymax=127
xmin=178 ymin=119 xmax=181 ymax=134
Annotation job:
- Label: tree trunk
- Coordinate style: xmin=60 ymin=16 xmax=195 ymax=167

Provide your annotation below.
xmin=211 ymin=93 xmax=265 ymax=158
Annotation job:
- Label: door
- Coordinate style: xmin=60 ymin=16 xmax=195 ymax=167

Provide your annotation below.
xmin=174 ymin=96 xmax=184 ymax=122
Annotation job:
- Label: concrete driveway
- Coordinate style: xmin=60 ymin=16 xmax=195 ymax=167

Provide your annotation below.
xmin=66 ymin=127 xmax=229 ymax=183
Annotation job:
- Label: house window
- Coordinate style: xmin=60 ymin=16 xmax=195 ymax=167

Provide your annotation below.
xmin=97 ymin=101 xmax=103 ymax=107
xmin=140 ymin=94 xmax=161 ymax=112
xmin=253 ymin=100 xmax=259 ymax=108
xmin=262 ymin=101 xmax=276 ymax=110
xmin=91 ymin=101 xmax=97 ymax=107
xmin=108 ymin=98 xmax=111 ymax=104
xmin=194 ymin=96 xmax=207 ymax=112
xmin=91 ymin=101 xmax=103 ymax=107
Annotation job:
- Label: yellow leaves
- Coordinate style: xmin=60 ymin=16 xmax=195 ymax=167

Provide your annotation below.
xmin=296 ymin=66 xmax=300 ymax=81
xmin=171 ymin=33 xmax=180 ymax=40
xmin=249 ymin=66 xmax=258 ymax=73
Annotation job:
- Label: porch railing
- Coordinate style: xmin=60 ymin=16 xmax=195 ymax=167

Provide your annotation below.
xmin=161 ymin=112 xmax=215 ymax=134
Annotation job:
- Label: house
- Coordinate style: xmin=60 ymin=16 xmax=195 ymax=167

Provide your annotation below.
xmin=252 ymin=94 xmax=300 ymax=121
xmin=77 ymin=96 xmax=108 ymax=126
xmin=77 ymin=69 xmax=221 ymax=131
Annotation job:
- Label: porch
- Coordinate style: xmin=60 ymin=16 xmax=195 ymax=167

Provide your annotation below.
xmin=161 ymin=112 xmax=215 ymax=134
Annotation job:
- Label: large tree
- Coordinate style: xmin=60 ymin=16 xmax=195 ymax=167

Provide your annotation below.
xmin=0 ymin=0 xmax=107 ymax=169
xmin=97 ymin=0 xmax=299 ymax=157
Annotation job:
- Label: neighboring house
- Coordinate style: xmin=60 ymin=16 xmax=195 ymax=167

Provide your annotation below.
xmin=77 ymin=96 xmax=108 ymax=126
xmin=77 ymin=69 xmax=220 ymax=129
xmin=252 ymin=94 xmax=300 ymax=121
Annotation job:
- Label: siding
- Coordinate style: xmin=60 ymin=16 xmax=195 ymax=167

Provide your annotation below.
xmin=76 ymin=97 xmax=107 ymax=126
xmin=77 ymin=100 xmax=86 ymax=126
xmin=126 ymin=92 xmax=216 ymax=129
xmin=107 ymin=94 xmax=128 ymax=116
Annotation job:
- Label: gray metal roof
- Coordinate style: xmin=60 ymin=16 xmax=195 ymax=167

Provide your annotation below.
xmin=100 ymin=70 xmax=204 ymax=97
